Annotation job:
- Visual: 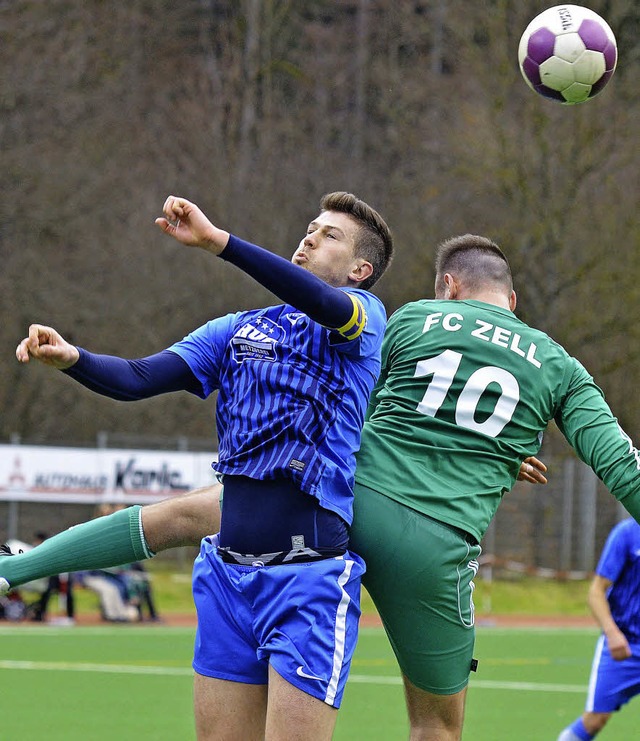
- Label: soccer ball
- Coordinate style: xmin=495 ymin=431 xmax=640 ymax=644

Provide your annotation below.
xmin=518 ymin=5 xmax=617 ymax=104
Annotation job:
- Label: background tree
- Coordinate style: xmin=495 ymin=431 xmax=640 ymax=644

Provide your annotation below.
xmin=1 ymin=0 xmax=639 ymax=448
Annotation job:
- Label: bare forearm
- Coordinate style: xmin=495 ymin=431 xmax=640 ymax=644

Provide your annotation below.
xmin=588 ymin=575 xmax=630 ymax=659
xmin=588 ymin=587 xmax=617 ymax=634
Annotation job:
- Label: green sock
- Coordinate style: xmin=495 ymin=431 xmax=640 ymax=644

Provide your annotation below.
xmin=0 ymin=505 xmax=153 ymax=589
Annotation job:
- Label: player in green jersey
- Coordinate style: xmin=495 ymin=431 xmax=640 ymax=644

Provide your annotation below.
xmin=350 ymin=234 xmax=640 ymax=739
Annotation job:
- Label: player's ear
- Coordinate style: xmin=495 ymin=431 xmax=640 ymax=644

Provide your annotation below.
xmin=350 ymin=259 xmax=373 ymax=285
xmin=509 ymin=290 xmax=517 ymax=311
xmin=443 ymin=273 xmax=458 ymax=299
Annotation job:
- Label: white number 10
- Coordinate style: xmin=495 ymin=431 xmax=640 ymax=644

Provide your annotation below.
xmin=413 ymin=350 xmax=519 ymax=438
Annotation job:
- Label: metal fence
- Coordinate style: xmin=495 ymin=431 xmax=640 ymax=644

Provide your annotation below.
xmin=0 ymin=432 xmax=630 ymax=576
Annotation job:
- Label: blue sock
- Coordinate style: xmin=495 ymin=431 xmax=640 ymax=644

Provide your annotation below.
xmin=570 ymin=717 xmax=594 ymax=741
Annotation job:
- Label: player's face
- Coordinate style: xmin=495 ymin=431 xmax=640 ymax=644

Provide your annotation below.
xmin=291 ymin=211 xmax=361 ymax=287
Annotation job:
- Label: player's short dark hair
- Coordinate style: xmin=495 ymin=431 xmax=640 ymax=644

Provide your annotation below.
xmin=435 ymin=234 xmax=513 ymax=295
xmin=320 ymin=191 xmax=393 ymax=291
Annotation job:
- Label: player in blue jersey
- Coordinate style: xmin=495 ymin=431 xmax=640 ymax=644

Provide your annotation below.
xmin=9 ymin=192 xmax=393 ymax=741
xmin=6 ymin=227 xmax=547 ymax=741
xmin=557 ymin=518 xmax=640 ymax=741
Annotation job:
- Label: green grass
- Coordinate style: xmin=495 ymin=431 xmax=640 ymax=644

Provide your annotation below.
xmin=465 ymin=628 xmax=640 ymax=739
xmin=67 ymin=563 xmax=593 ymax=620
xmin=472 ymin=576 xmax=591 ymax=616
xmin=0 ymin=626 xmax=195 ymax=739
xmin=21 ymin=568 xmax=608 ymax=739
xmin=2 ymin=623 xmax=638 ymax=740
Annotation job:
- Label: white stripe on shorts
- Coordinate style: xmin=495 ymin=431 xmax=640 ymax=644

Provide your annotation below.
xmin=325 ymin=557 xmax=354 ymax=705
xmin=586 ymin=634 xmax=605 ymax=711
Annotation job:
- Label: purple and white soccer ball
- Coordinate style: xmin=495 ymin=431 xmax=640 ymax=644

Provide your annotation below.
xmin=518 ymin=5 xmax=617 ymax=104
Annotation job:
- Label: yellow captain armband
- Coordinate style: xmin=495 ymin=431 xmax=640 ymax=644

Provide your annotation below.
xmin=334 ymin=294 xmax=367 ymax=341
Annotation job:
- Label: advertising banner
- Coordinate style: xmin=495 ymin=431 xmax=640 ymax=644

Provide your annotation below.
xmin=0 ymin=445 xmax=218 ymax=504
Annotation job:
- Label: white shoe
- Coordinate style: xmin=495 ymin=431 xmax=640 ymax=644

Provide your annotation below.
xmin=49 ymin=616 xmax=75 ymax=626
xmin=0 ymin=544 xmax=15 ymax=596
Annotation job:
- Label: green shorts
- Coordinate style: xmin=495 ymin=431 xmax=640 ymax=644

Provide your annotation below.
xmin=350 ymin=482 xmax=482 ymax=695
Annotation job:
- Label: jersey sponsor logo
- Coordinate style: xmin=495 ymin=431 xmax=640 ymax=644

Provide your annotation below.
xmin=231 ymin=318 xmax=284 ymax=363
xmin=296 ymin=665 xmax=324 ymax=681
xmin=286 ymin=312 xmax=305 ymax=325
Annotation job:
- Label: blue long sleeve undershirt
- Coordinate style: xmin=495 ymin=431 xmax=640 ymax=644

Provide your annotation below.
xmin=221 ymin=234 xmax=355 ymax=329
xmin=63 ymin=349 xmax=201 ymax=400
xmin=62 ymin=232 xmax=361 ymax=400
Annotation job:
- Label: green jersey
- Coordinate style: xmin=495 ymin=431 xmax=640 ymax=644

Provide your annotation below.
xmin=355 ymin=299 xmax=640 ymax=542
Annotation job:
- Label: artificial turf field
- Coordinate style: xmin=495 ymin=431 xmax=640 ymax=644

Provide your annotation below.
xmin=1 ymin=623 xmax=638 ymax=740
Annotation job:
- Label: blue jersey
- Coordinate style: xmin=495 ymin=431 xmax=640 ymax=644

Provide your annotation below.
xmin=596 ymin=518 xmax=640 ymax=642
xmin=169 ymin=288 xmax=386 ymax=524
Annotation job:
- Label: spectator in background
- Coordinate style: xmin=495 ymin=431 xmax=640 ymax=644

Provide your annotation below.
xmin=557 ymin=518 xmax=640 ymax=741
xmin=126 ymin=561 xmax=161 ymax=622
xmin=89 ymin=505 xmax=161 ymax=622
xmin=29 ymin=531 xmax=75 ymax=625
xmin=0 ymin=534 xmax=74 ymax=623
xmin=0 ymin=588 xmax=28 ymax=621
xmin=76 ymin=568 xmax=138 ymax=622
xmin=71 ymin=504 xmax=137 ymax=622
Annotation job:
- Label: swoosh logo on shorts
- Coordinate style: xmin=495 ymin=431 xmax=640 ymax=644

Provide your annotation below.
xmin=296 ymin=666 xmax=323 ymax=681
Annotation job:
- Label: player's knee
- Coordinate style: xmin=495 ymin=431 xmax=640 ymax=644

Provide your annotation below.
xmin=404 ymin=684 xmax=465 ymax=740
xmin=408 ymin=718 xmax=462 ymax=741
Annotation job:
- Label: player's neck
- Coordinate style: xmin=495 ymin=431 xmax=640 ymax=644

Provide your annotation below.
xmin=461 ymin=289 xmax=513 ymax=311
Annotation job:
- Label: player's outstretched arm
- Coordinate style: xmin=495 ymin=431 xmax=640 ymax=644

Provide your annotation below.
xmin=15 ymin=324 xmax=79 ymax=369
xmin=155 ymin=196 xmax=230 ymax=255
xmin=155 ymin=195 xmax=361 ymax=334
xmin=517 ymin=456 xmax=548 ymax=485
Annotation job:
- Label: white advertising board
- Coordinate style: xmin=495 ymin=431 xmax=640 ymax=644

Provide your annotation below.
xmin=0 ymin=445 xmax=218 ymax=504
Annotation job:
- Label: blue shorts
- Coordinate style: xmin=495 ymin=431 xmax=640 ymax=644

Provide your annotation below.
xmin=586 ymin=635 xmax=640 ymax=712
xmin=192 ymin=536 xmax=364 ymax=707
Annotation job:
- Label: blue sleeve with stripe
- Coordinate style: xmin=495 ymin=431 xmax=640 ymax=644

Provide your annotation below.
xmin=329 ymin=289 xmax=387 ymax=359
